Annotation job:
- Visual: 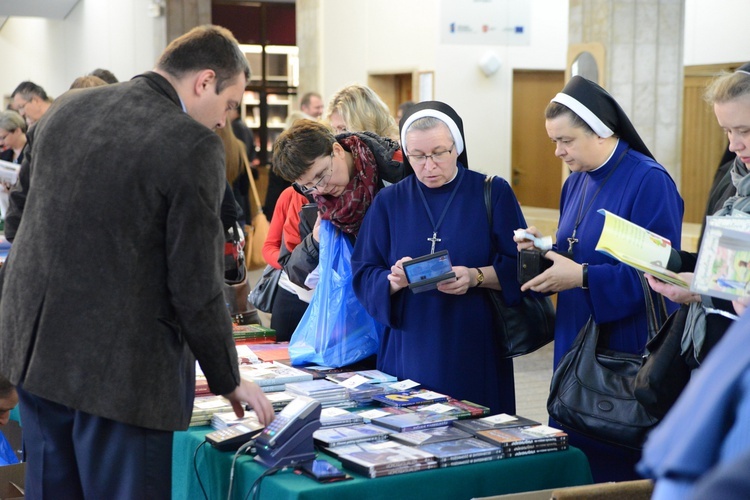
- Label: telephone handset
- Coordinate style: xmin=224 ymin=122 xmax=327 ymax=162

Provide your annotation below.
xmin=255 ymin=395 xmax=322 ymax=468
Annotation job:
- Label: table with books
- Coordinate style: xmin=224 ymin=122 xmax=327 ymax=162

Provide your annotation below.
xmin=173 ymin=363 xmax=593 ymax=500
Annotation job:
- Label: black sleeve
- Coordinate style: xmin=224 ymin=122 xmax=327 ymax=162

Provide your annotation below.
xmin=283 ymin=232 xmax=319 ymax=289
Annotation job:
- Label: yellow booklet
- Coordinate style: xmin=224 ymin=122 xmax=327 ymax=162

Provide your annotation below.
xmin=594 ymin=209 xmax=688 ymax=288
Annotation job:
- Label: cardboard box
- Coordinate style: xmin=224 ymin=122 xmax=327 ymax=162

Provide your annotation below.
xmin=0 ymin=462 xmax=24 ymax=499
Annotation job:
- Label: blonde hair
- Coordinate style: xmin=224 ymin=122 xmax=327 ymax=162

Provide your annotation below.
xmin=325 ymin=84 xmax=398 ymax=140
xmin=704 ymin=69 xmax=750 ymax=105
xmin=216 ymin=125 xmax=250 ymax=184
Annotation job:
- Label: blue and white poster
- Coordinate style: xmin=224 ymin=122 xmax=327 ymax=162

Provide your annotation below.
xmin=441 ymin=0 xmax=530 ymax=46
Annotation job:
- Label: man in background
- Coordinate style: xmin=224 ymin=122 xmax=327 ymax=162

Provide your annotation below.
xmin=0 ymin=25 xmax=273 ymax=497
xmin=300 ymin=91 xmax=324 ymax=120
xmin=10 ymin=81 xmax=51 ymax=127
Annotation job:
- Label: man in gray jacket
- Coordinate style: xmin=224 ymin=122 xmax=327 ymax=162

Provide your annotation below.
xmin=0 ymin=25 xmax=273 ymax=497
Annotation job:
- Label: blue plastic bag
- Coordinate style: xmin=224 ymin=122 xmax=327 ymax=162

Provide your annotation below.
xmin=288 ymin=220 xmax=382 ymax=367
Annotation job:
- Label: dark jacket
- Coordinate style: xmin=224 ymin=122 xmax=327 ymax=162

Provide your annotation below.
xmin=0 ymin=72 xmax=240 ymax=431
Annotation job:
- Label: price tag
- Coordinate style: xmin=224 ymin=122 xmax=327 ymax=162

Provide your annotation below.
xmin=417 ymin=403 xmax=454 ymax=414
xmin=416 ymin=390 xmax=447 ymax=401
xmin=340 ymin=374 xmax=370 ymax=389
xmin=358 ymin=409 xmax=391 ymax=420
xmin=389 ymin=379 xmax=420 ymax=391
xmin=484 ymin=413 xmax=518 ymax=424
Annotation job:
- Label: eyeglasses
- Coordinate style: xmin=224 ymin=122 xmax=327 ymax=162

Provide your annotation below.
xmin=406 ymin=143 xmax=455 ymax=166
xmin=296 ymin=153 xmax=334 ymax=195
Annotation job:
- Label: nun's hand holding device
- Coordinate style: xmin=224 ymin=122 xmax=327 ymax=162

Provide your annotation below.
xmin=514 ymin=229 xmax=553 ymax=251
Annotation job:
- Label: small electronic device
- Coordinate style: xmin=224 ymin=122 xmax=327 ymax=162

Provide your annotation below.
xmin=514 ymin=229 xmax=553 ymax=251
xmin=205 ymin=420 xmax=265 ymax=452
xmin=299 ymin=459 xmax=350 ymax=483
xmin=402 ymin=250 xmax=456 ymax=293
xmin=255 ymin=396 xmax=322 ymax=468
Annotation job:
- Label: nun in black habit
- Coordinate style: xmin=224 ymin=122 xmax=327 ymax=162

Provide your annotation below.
xmin=351 ymin=101 xmax=527 ymax=414
xmin=516 ymin=75 xmax=684 ymax=482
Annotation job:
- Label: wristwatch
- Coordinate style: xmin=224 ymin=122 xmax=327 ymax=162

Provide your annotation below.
xmin=475 ymin=268 xmax=484 ymax=287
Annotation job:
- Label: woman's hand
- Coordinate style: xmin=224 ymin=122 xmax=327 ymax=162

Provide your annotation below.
xmin=437 ymin=266 xmax=473 ymax=295
xmin=520 ymin=251 xmax=580 ymax=293
xmin=514 ymin=226 xmax=541 ymax=252
xmin=645 ymin=273 xmax=699 ymax=304
xmin=388 ymin=257 xmax=412 ymax=295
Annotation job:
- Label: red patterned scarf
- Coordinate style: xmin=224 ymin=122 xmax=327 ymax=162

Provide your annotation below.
xmin=315 ymin=134 xmax=379 ymax=235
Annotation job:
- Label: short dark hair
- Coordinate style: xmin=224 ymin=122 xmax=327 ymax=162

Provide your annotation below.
xmin=273 ymin=119 xmax=335 ymax=182
xmin=0 ymin=374 xmax=14 ymax=399
xmin=11 ymin=81 xmax=49 ymax=102
xmin=89 ymin=68 xmax=119 ymax=84
xmin=156 ymin=25 xmax=250 ymax=94
xmin=544 ymin=100 xmax=594 ymax=135
xmin=300 ymin=92 xmax=321 ymax=109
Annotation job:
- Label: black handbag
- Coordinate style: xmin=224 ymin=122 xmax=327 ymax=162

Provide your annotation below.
xmin=633 ymin=305 xmax=692 ymax=419
xmin=250 ymin=264 xmax=282 ymax=313
xmin=484 ymin=176 xmax=556 ymax=358
xmin=547 ymin=273 xmax=666 ymax=449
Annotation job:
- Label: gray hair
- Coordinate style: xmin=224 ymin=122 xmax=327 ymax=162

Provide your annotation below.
xmin=0 ymin=110 xmax=27 ymax=134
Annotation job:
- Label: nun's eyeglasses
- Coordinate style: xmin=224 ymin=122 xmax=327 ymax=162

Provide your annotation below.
xmin=407 ymin=143 xmax=455 ymax=166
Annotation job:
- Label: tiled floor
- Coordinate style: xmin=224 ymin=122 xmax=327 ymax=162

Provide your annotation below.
xmin=248 ymin=267 xmax=553 ymax=424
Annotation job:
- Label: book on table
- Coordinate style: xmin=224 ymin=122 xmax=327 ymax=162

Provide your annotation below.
xmin=475 ymin=425 xmax=568 ymax=456
xmin=372 ymin=389 xmax=449 ymax=407
xmin=370 ymin=411 xmax=457 ymax=432
xmin=594 ymin=209 xmax=688 ymax=288
xmin=418 ymin=437 xmax=504 ymax=467
xmin=389 ymin=425 xmax=473 ymax=446
xmin=313 ymin=424 xmax=394 ymax=448
xmin=691 ymin=216 xmax=750 ymax=301
xmin=336 ymin=441 xmax=438 ymax=478
xmin=237 ymin=361 xmax=312 ymax=387
xmin=319 ymin=407 xmax=366 ymax=428
xmin=451 ymin=413 xmax=541 ymax=435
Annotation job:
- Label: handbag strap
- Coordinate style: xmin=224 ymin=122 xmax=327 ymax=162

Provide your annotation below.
xmin=243 ymin=149 xmax=264 ymax=214
xmin=484 ymin=175 xmax=496 ymax=251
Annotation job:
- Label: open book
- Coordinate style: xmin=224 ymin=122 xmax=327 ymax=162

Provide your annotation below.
xmin=594 ymin=209 xmax=688 ymax=288
xmin=691 ymin=216 xmax=750 ymax=301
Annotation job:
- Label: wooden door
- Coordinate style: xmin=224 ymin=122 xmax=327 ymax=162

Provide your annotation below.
xmin=682 ymin=64 xmax=742 ymax=223
xmin=511 ymin=70 xmax=565 ymax=209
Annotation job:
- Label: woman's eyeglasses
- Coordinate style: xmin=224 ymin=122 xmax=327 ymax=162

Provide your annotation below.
xmin=406 ymin=143 xmax=455 ymax=166
xmin=296 ymin=153 xmax=333 ymax=195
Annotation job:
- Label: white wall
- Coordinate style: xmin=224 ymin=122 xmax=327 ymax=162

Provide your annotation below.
xmin=320 ymin=0 xmax=568 ymax=180
xmin=683 ymin=0 xmax=750 ymax=66
xmin=0 ymin=0 xmax=747 ymax=177
xmin=0 ymin=0 xmax=164 ymax=102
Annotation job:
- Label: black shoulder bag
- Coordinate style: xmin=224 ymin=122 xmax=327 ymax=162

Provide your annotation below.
xmin=547 ymin=272 xmax=666 ymax=449
xmin=483 ymin=176 xmax=556 ymax=358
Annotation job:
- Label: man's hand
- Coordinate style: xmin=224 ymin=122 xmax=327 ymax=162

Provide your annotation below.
xmin=224 ymin=378 xmax=275 ymax=426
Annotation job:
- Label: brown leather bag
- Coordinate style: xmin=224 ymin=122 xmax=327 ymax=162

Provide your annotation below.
xmin=243 ymin=151 xmax=269 ymax=271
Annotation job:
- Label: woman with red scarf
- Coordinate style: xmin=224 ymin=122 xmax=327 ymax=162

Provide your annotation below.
xmin=272 ymin=119 xmax=410 ymax=290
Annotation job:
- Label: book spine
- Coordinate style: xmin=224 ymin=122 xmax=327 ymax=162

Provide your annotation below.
xmin=504 ymin=444 xmax=568 ymax=458
xmin=368 ymin=462 xmax=439 ymax=478
xmin=439 ymin=455 xmax=501 ymax=467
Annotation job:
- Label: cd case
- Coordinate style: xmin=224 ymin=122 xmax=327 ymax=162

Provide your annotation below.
xmin=402 ymin=250 xmax=456 ymax=293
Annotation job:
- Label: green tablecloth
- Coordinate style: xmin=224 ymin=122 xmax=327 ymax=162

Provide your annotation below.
xmin=173 ymin=426 xmax=592 ymax=500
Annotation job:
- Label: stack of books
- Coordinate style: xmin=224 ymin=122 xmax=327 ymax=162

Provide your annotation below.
xmin=475 ymin=425 xmax=569 ymax=457
xmin=452 ymin=413 xmax=540 ymax=435
xmin=264 ymin=391 xmax=296 ymax=412
xmin=313 ymin=424 xmax=394 ymax=448
xmin=389 ymin=425 xmax=473 ymax=446
xmin=232 ymin=324 xmax=276 ymax=344
xmin=372 ymin=389 xmax=449 ymax=408
xmin=371 ymin=411 xmax=457 ymax=433
xmin=353 ymin=406 xmax=413 ymax=424
xmin=405 ymin=399 xmax=490 ymax=420
xmin=319 ymin=407 xmax=366 ymax=428
xmin=190 ymin=395 xmax=234 ymax=426
xmin=337 ymin=441 xmax=438 ymax=478
xmin=418 ymin=438 xmax=504 ymax=467
xmin=210 ymin=410 xmax=262 ymax=431
xmin=286 ymin=379 xmax=352 ymax=408
xmin=238 ymin=361 xmax=312 ymax=393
